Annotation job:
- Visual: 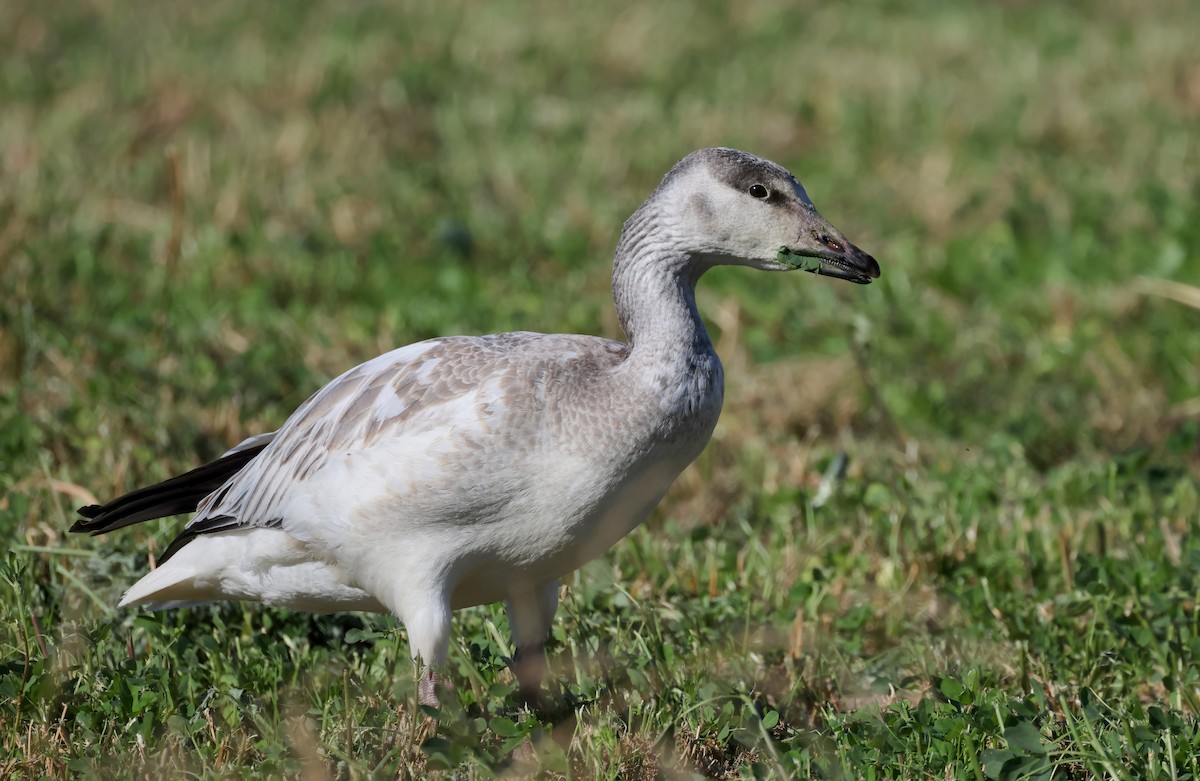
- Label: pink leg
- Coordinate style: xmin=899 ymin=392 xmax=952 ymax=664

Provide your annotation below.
xmin=513 ymin=643 xmax=547 ymax=708
xmin=505 ymin=580 xmax=559 ymax=708
xmin=418 ymin=667 xmax=454 ymax=709
xmin=391 ymin=588 xmax=453 ymax=710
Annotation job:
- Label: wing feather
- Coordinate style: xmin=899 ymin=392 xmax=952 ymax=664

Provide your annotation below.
xmin=175 ymin=333 xmax=625 ymax=549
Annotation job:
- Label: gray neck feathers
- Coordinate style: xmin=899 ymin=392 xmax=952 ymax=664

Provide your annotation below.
xmin=611 ymin=199 xmax=714 ymax=366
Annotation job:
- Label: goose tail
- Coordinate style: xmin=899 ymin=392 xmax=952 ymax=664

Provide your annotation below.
xmin=70 ymin=435 xmax=272 ymax=536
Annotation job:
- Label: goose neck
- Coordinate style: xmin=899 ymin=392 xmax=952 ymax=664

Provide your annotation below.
xmin=611 ymin=208 xmax=713 ymax=362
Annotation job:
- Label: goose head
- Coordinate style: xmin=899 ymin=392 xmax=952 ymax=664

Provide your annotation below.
xmin=658 ymin=148 xmax=881 ymax=284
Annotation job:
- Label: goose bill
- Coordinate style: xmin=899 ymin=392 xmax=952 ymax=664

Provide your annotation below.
xmin=778 ymin=244 xmax=881 ymax=285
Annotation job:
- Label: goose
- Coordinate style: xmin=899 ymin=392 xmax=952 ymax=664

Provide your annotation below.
xmin=72 ymin=148 xmax=880 ymax=707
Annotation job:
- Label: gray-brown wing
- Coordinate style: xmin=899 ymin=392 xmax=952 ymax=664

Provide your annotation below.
xmin=173 ymin=333 xmax=626 ymax=548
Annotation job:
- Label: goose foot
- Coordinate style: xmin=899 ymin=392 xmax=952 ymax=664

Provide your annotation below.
xmin=418 ymin=668 xmax=453 ymax=709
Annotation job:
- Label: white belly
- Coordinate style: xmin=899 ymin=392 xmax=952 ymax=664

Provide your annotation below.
xmin=120 ymin=442 xmax=703 ymax=615
xmin=446 ymin=451 xmax=694 ymax=608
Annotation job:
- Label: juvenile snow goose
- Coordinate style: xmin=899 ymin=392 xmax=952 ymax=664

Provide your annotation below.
xmin=73 ymin=148 xmax=880 ymax=707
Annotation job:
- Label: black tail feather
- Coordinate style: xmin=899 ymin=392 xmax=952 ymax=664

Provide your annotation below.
xmin=71 ymin=445 xmax=268 ymax=536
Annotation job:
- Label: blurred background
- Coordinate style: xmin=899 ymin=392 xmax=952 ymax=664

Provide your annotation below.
xmin=2 ymin=0 xmax=1198 ymax=777
xmin=3 ymin=1 xmax=1196 ymax=474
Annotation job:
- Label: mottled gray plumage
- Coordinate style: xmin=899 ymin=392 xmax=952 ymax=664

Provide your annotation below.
xmin=73 ymin=148 xmax=880 ymax=706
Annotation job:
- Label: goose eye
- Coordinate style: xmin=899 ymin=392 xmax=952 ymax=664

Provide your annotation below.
xmin=748 ymin=184 xmax=770 ymax=199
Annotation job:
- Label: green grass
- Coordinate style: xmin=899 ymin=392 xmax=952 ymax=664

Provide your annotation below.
xmin=3 ymin=0 xmax=1199 ymax=777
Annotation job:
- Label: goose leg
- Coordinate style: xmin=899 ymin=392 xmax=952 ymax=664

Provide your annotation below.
xmin=505 ymin=580 xmax=559 ymax=707
xmin=402 ymin=594 xmax=453 ymax=709
xmin=418 ymin=667 xmax=453 ymax=709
